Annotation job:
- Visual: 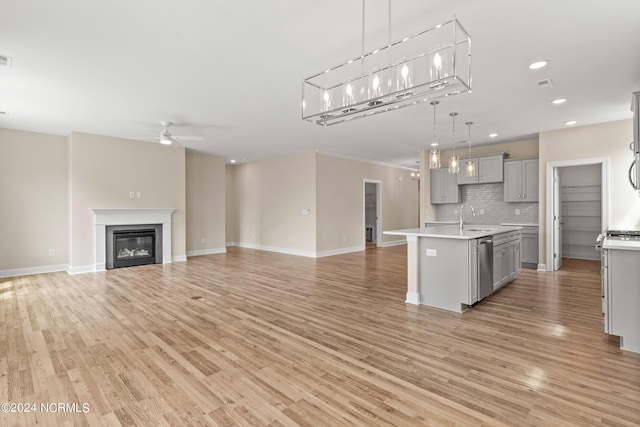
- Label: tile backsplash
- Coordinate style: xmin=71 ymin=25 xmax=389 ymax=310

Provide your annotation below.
xmin=436 ymin=183 xmax=538 ymax=225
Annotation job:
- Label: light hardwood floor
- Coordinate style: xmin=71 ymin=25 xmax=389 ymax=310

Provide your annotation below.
xmin=1 ymin=246 xmax=639 ymax=426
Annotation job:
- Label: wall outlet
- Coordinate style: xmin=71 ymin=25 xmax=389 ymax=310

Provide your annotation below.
xmin=129 ymin=191 xmax=135 ymax=198
xmin=515 ymin=209 xmax=521 ymax=215
xmin=200 ymin=237 xmax=205 ymax=244
xmin=453 ymin=208 xmax=458 ymax=214
xmin=48 ymin=249 xmax=54 ymax=256
xmin=426 ymin=249 xmax=437 ymax=256
xmin=343 ymin=236 xmax=347 ymax=242
xmin=136 ymin=192 xmax=142 ymax=199
xmin=301 ymin=208 xmax=310 ymax=215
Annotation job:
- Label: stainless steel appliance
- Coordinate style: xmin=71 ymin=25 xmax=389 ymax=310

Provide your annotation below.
xmin=600 ymin=229 xmax=640 ymax=242
xmin=478 ymin=237 xmax=494 ymax=300
xmin=630 ymin=92 xmax=640 ymax=195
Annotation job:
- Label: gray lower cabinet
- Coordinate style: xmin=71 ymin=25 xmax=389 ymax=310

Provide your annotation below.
xmin=430 ymin=168 xmax=460 ymax=204
xmin=457 ymin=154 xmax=504 ymax=185
xmin=520 ymin=226 xmax=539 ymax=268
xmin=603 ymin=247 xmax=640 ymax=353
xmin=492 ymin=231 xmax=521 ymax=290
xmin=504 ymin=159 xmax=539 ymax=202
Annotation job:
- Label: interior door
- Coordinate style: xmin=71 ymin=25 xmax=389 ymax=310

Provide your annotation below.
xmin=553 ymin=167 xmax=563 ymax=270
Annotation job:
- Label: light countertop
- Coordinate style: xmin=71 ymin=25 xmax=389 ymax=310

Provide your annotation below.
xmin=603 ymin=239 xmax=640 ymax=251
xmin=384 ymin=224 xmax=522 ymax=240
xmin=500 ymin=222 xmax=538 ymax=227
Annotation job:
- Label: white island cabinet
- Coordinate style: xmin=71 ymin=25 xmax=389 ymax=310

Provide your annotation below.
xmin=385 ymin=225 xmax=522 ymax=313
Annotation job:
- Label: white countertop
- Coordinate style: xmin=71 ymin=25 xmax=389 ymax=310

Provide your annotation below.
xmin=500 ymin=222 xmax=538 ymax=227
xmin=603 ymin=238 xmax=640 ymax=251
xmin=384 ymin=224 xmax=522 ymax=240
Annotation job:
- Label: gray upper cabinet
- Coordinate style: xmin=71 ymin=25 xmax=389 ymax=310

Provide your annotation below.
xmin=430 ymin=168 xmax=460 ymax=204
xmin=457 ymin=154 xmax=504 ymax=185
xmin=504 ymin=158 xmax=539 ymax=202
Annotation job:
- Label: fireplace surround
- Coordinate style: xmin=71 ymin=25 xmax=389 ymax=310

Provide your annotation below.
xmin=92 ymin=208 xmax=175 ymax=272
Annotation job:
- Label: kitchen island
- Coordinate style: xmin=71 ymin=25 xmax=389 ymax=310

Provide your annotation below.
xmin=385 ymin=225 xmax=522 ymax=313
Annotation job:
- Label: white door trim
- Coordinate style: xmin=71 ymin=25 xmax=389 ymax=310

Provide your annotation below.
xmin=545 ymin=157 xmax=609 ymax=271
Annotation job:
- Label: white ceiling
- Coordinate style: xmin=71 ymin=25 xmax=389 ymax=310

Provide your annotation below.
xmin=1 ymin=0 xmax=639 ymax=168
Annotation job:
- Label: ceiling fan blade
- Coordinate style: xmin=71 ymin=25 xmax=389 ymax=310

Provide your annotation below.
xmin=126 ymin=136 xmax=160 ymax=140
xmin=173 ymin=136 xmax=205 ymax=142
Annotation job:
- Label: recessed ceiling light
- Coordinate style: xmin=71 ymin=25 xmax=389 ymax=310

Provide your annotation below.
xmin=552 ymin=98 xmax=567 ymax=105
xmin=564 ymin=120 xmax=577 ymax=126
xmin=488 ymin=133 xmax=498 ymax=138
xmin=430 ymin=142 xmax=438 ymax=147
xmin=229 ymin=159 xmax=237 ymax=163
xmin=529 ymin=60 xmax=547 ymax=70
xmin=0 ymin=54 xmax=11 ymax=67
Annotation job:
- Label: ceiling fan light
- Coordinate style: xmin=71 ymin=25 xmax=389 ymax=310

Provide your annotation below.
xmin=160 ymin=136 xmax=172 ymax=145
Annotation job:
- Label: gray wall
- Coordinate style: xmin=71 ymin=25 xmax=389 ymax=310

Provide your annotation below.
xmin=436 ymin=183 xmax=538 ymax=225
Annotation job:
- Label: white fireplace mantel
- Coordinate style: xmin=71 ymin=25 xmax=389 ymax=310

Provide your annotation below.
xmin=92 ymin=208 xmax=175 ymax=272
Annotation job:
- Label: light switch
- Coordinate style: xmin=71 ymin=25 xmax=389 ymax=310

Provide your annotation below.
xmin=129 ymin=191 xmax=135 ymax=198
xmin=480 ymin=209 xmax=485 ymax=215
xmin=136 ymin=192 xmax=142 ymax=199
xmin=515 ymin=209 xmax=520 ymax=215
xmin=301 ymin=208 xmax=310 ymax=215
xmin=426 ymin=249 xmax=437 ymax=256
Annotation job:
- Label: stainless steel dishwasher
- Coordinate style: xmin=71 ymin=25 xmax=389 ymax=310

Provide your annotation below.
xmin=478 ymin=237 xmax=494 ymax=300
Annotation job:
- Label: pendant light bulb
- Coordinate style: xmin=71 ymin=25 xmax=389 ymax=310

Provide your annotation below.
xmin=429 ymin=101 xmax=441 ymax=169
xmin=448 ymin=112 xmax=459 ymax=173
xmin=465 ymin=121 xmax=476 ymax=177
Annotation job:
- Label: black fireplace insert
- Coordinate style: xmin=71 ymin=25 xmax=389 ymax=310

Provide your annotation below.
xmin=106 ymin=224 xmax=163 ymax=269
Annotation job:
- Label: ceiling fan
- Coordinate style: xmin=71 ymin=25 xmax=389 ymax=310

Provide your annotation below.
xmin=135 ymin=121 xmax=205 ymax=146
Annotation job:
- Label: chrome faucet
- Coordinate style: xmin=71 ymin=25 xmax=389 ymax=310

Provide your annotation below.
xmin=459 ymin=204 xmax=477 ymax=230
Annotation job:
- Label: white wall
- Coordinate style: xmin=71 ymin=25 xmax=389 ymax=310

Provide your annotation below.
xmin=186 ymin=152 xmax=226 ymax=255
xmin=68 ymin=132 xmax=186 ymax=270
xmin=232 ymin=151 xmax=317 ymax=256
xmin=316 ymin=153 xmax=418 ymax=253
xmin=539 ymin=119 xmax=639 ymax=262
xmin=0 ymin=128 xmax=69 ymax=274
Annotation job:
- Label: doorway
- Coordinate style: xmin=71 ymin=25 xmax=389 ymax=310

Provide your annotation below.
xmin=546 ymin=158 xmax=608 ymax=271
xmin=364 ymin=180 xmax=381 ymax=246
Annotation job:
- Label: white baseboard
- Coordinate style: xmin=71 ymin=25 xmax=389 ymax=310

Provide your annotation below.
xmin=235 ymin=242 xmax=317 ymax=258
xmin=537 ymin=263 xmax=547 ymax=271
xmin=186 ymin=248 xmax=227 ymax=257
xmin=315 ymin=245 xmax=365 ymax=258
xmin=0 ymin=264 xmax=69 ymax=279
xmin=172 ymin=255 xmax=187 ymax=263
xmin=67 ymin=265 xmax=96 ymax=275
xmin=225 ymin=241 xmax=239 ymax=247
xmin=405 ymin=292 xmax=420 ymax=305
xmin=379 ymin=239 xmax=407 ymax=248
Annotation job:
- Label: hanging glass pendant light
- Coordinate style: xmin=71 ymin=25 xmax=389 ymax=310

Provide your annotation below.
xmin=410 ymin=161 xmax=420 ymax=180
xmin=465 ymin=121 xmax=476 ymax=177
xmin=429 ymin=101 xmax=441 ymax=169
xmin=448 ymin=112 xmax=459 ymax=173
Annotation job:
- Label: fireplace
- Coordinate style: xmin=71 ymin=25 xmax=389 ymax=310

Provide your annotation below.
xmin=106 ymin=224 xmax=163 ymax=269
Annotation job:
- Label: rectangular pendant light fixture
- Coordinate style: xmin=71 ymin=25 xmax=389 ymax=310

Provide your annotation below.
xmin=302 ymin=15 xmax=471 ymax=127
